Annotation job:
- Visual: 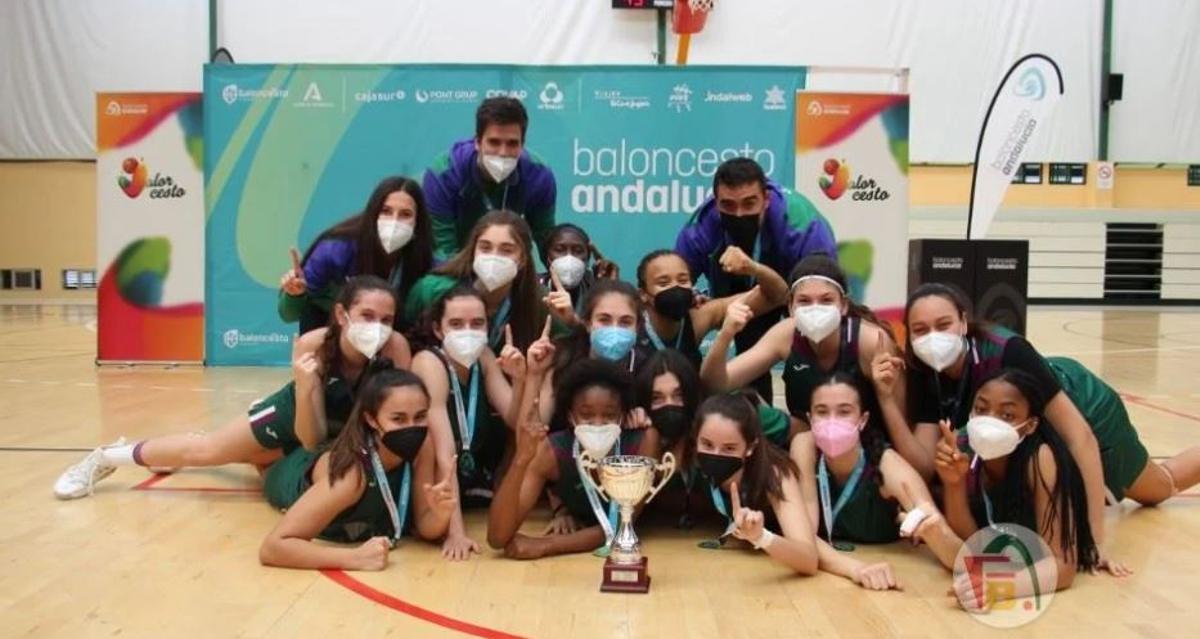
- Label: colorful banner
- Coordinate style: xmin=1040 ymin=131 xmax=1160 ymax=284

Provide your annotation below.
xmin=205 ymin=64 xmax=806 ymax=365
xmin=968 ymin=54 xmax=1063 ymax=240
xmin=96 ymin=93 xmax=205 ymax=362
xmin=795 ymin=91 xmax=910 ymax=324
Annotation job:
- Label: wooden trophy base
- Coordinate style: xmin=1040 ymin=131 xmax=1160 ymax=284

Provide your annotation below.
xmin=600 ymin=556 xmax=651 ymax=593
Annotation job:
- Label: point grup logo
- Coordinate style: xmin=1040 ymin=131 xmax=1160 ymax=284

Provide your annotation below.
xmin=222 ymin=84 xmax=238 ymax=105
xmin=105 ymin=101 xmax=122 ymax=116
xmin=118 ymin=157 xmax=148 ymax=198
xmin=952 ymin=523 xmax=1057 ymax=628
xmin=1014 ymin=67 xmax=1047 ymax=101
xmin=806 ymin=100 xmax=823 ymax=116
xmin=818 ymin=158 xmax=850 ymax=199
xmin=222 ymin=329 xmax=240 ymax=349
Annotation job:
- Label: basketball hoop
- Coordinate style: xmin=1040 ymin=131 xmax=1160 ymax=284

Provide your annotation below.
xmin=673 ymin=0 xmax=712 ymax=35
xmin=673 ymin=0 xmax=712 ymax=65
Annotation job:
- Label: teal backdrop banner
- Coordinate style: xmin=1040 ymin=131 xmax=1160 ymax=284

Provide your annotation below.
xmin=204 ymin=64 xmax=806 ymax=365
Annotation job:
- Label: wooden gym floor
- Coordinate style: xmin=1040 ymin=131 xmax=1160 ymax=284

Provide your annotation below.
xmin=2 ymin=303 xmax=1199 ymax=638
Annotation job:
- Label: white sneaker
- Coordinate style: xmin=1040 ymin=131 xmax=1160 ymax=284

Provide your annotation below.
xmin=53 ymin=437 xmax=125 ymax=500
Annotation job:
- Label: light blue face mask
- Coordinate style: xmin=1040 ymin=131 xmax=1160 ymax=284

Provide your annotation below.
xmin=590 ymin=326 xmax=637 ymax=361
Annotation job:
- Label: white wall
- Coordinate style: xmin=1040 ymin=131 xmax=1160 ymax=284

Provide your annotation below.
xmin=0 ymin=0 xmax=209 ymax=158
xmin=1 ymin=0 xmax=1195 ymax=163
xmin=681 ymin=0 xmax=1103 ymax=164
xmin=1109 ymin=0 xmax=1200 ymax=163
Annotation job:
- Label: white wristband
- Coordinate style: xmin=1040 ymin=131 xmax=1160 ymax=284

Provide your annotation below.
xmin=752 ymin=529 xmax=776 ymax=550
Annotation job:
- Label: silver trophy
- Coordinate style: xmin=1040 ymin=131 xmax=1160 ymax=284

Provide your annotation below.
xmin=579 ymin=451 xmax=676 ymax=593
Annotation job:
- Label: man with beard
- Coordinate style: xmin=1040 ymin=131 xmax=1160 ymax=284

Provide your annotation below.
xmin=675 ymin=158 xmax=836 ymax=402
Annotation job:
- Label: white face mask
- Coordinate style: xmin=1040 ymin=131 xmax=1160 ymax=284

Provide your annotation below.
xmin=911 ymin=331 xmax=966 ymax=372
xmin=573 ymin=422 xmax=622 ymax=458
xmin=473 ymin=253 xmax=519 ymax=291
xmin=792 ymin=304 xmax=842 ymax=343
xmin=966 ymin=414 xmax=1026 ymax=460
xmin=481 ymin=154 xmax=518 ymax=183
xmin=550 ymin=255 xmax=586 ymax=289
xmin=376 ymin=218 xmax=414 ymax=253
xmin=344 ymin=313 xmax=391 ymax=359
xmin=443 ymin=329 xmax=489 ymax=368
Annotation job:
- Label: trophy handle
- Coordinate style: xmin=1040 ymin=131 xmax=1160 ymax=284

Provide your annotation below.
xmin=644 ymin=451 xmax=677 ymax=504
xmin=577 ymin=451 xmax=609 ymax=501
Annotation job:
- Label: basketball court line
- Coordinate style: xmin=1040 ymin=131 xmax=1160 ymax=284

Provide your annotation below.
xmin=131 ymin=472 xmax=259 ymax=494
xmin=320 ymin=569 xmax=526 ymax=639
xmin=120 ymin=475 xmax=529 ymax=636
xmin=0 ymin=446 xmax=94 ymax=453
xmin=0 ymin=377 xmax=270 ymax=396
xmin=1120 ymin=394 xmax=1200 ymax=424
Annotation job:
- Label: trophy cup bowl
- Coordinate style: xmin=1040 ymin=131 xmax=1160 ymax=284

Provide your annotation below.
xmin=578 ymin=451 xmax=675 ymax=593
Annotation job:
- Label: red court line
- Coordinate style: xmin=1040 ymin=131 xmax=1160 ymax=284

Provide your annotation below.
xmin=137 ymin=486 xmax=260 ymax=493
xmin=321 ymin=569 xmax=525 ymax=639
xmin=131 ymin=473 xmax=259 ymax=493
xmin=1119 ymin=394 xmax=1200 ymax=424
xmin=132 ymin=473 xmax=169 ymax=490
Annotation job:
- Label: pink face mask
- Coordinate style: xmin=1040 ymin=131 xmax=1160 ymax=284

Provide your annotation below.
xmin=811 ymin=416 xmax=862 ymax=458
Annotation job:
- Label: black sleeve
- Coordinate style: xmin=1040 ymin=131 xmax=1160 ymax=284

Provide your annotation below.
xmin=1001 ymin=337 xmax=1062 ymax=396
xmin=910 ymin=368 xmax=941 ymax=424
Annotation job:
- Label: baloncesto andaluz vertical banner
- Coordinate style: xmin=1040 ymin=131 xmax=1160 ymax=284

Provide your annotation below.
xmin=794 ymin=91 xmax=910 ymax=327
xmin=204 ymin=64 xmax=805 ymax=365
xmin=96 ymin=93 xmax=205 ymax=363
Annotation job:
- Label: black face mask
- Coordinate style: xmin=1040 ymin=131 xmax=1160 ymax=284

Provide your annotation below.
xmin=649 ymin=405 xmax=690 ymax=444
xmin=653 ymin=286 xmax=694 ymax=321
xmin=719 ymin=213 xmax=760 ymax=252
xmin=696 ymin=452 xmax=744 ymax=485
xmin=380 ymin=426 xmax=429 ymax=461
